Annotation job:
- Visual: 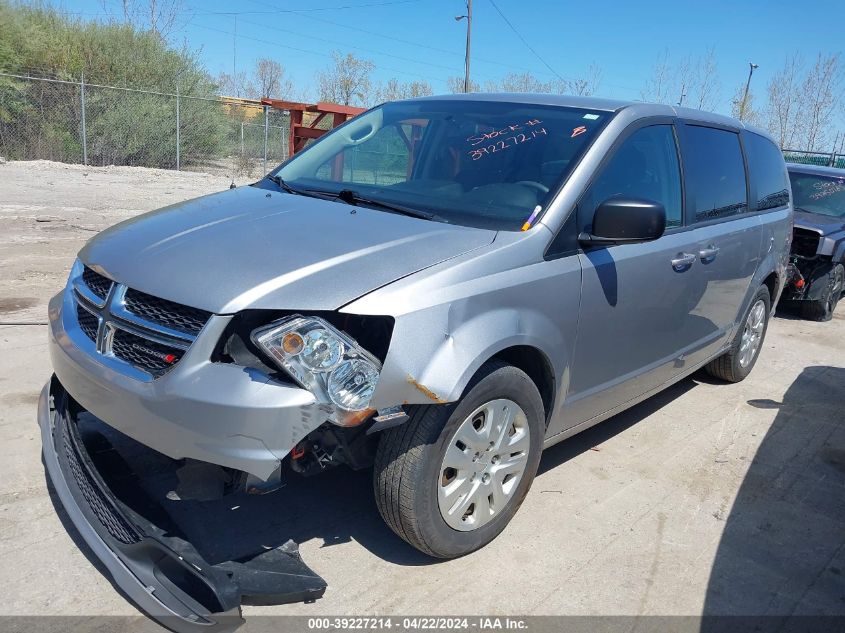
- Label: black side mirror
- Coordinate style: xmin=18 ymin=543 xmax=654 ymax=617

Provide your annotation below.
xmin=579 ymin=196 xmax=667 ymax=245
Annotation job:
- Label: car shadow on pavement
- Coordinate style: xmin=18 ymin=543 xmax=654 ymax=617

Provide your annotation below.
xmin=702 ymin=365 xmax=845 ymax=624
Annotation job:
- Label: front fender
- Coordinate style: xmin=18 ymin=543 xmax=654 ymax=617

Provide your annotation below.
xmin=376 ymin=305 xmax=569 ymax=408
xmin=347 ymin=249 xmax=582 ymax=413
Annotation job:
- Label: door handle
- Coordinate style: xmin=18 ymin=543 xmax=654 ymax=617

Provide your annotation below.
xmin=699 ymin=244 xmax=720 ymax=262
xmin=671 ymin=252 xmax=696 ymax=271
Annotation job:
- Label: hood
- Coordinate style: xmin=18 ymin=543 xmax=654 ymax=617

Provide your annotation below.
xmin=794 ymin=210 xmax=845 ymax=236
xmin=80 ymin=186 xmax=496 ymax=313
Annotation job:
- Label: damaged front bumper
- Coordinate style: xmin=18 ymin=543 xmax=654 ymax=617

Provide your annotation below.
xmin=782 ymin=259 xmax=836 ymax=302
xmin=48 ymin=288 xmax=332 ymax=482
xmin=38 ymin=378 xmax=326 ymax=632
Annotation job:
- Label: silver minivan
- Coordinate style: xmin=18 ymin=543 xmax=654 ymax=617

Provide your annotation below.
xmin=39 ymin=94 xmax=792 ymax=628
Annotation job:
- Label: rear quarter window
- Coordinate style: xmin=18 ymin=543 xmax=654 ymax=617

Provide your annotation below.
xmin=682 ymin=125 xmax=748 ymax=223
xmin=744 ymin=133 xmax=790 ymax=211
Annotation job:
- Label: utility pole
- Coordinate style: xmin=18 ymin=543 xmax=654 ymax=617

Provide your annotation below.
xmin=455 ymin=0 xmax=472 ymax=93
xmin=233 ymin=15 xmax=238 ymax=93
xmin=175 ymin=78 xmax=181 ymax=171
xmin=739 ymin=62 xmax=759 ymax=121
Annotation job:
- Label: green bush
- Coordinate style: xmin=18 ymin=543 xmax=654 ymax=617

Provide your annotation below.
xmin=0 ymin=1 xmax=226 ymax=167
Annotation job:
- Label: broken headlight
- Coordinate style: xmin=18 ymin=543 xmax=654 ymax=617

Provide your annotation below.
xmin=251 ymin=316 xmax=382 ymax=424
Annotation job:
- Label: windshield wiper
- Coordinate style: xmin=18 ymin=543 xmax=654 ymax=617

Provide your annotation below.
xmin=266 ymin=174 xmax=300 ymax=194
xmin=266 ymin=179 xmax=439 ymax=220
xmin=266 ymin=175 xmax=335 ymax=201
xmin=332 ymin=189 xmax=437 ymax=221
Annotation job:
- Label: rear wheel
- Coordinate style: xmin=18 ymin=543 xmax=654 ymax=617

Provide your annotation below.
xmin=802 ymin=263 xmax=844 ymax=322
xmin=373 ymin=361 xmax=544 ymax=558
xmin=705 ymin=286 xmax=771 ymax=383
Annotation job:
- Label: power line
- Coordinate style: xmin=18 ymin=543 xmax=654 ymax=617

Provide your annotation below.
xmin=487 ymin=0 xmax=564 ymax=81
xmin=240 ymin=0 xmax=642 ymax=94
xmin=264 ymin=9 xmax=567 ymax=78
xmin=234 ymin=16 xmax=455 ymax=73
xmin=188 ymin=0 xmax=422 ymax=15
xmin=189 ymin=21 xmax=451 ymax=86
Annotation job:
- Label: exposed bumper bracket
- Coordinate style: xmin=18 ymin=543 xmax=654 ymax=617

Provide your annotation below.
xmin=39 ymin=377 xmax=326 ymax=633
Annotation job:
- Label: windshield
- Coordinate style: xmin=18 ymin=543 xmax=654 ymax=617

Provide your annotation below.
xmin=273 ymin=100 xmax=611 ymax=230
xmin=790 ymin=171 xmax=845 ymax=218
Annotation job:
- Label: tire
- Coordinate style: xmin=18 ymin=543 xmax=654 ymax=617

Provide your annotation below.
xmin=705 ymin=286 xmax=771 ymax=383
xmin=802 ymin=263 xmax=844 ymax=322
xmin=373 ymin=361 xmax=544 ymax=559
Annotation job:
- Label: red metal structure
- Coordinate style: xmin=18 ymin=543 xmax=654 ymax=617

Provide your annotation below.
xmin=260 ymin=99 xmax=365 ymax=157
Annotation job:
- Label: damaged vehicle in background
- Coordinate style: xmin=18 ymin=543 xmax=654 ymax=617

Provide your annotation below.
xmin=38 ymin=94 xmax=791 ymax=631
xmin=782 ymin=163 xmax=845 ymax=320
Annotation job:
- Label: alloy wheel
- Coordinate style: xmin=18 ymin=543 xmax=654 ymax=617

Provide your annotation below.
xmin=739 ymin=299 xmax=766 ymax=368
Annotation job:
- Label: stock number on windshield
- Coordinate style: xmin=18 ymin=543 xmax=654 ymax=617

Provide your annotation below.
xmin=467 ymin=126 xmax=547 ymax=161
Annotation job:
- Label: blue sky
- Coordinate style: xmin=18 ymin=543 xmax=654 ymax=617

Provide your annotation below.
xmin=58 ymin=0 xmax=844 ymax=118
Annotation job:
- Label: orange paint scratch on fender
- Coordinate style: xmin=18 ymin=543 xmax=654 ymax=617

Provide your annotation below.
xmin=406 ymin=375 xmax=447 ymax=403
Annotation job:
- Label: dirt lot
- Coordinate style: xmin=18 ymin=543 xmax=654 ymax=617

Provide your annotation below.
xmin=1 ymin=161 xmax=843 ymax=626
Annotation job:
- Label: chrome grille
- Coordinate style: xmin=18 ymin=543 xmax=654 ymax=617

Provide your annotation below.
xmin=82 ymin=266 xmax=113 ymax=301
xmin=123 ymin=288 xmax=210 ymax=336
xmin=72 ymin=264 xmax=207 ymax=380
xmin=111 ymin=328 xmax=185 ymax=377
xmin=76 ymin=303 xmax=99 ymax=342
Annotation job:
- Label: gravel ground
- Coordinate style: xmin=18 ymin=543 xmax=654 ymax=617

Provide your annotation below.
xmin=1 ymin=160 xmax=843 ymax=629
xmin=0 ymin=160 xmax=243 ymax=326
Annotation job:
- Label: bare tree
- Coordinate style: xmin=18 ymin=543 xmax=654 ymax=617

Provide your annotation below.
xmin=641 ymin=49 xmax=672 ymax=103
xmin=483 ymin=79 xmax=500 ymax=92
xmin=115 ymin=0 xmax=184 ymax=38
xmin=801 ymin=53 xmax=842 ymax=152
xmin=565 ymin=64 xmax=602 ymax=96
xmin=499 ymin=72 xmax=549 ymax=93
xmin=673 ymin=55 xmax=694 ymax=106
xmin=317 ymin=52 xmax=375 ymax=106
xmin=377 ymin=78 xmax=433 ymax=102
xmin=642 ymin=49 xmax=719 ymax=109
xmin=216 ymin=71 xmax=256 ymax=98
xmin=693 ymin=47 xmax=720 ymax=110
xmin=447 ymin=76 xmax=480 ymax=93
xmin=477 ymin=66 xmax=600 ymax=96
xmin=254 ymin=58 xmax=293 ymax=99
xmin=766 ymin=54 xmax=803 ymax=149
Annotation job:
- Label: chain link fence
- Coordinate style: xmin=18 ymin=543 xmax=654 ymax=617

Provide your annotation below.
xmin=5 ymin=73 xmax=843 ymax=181
xmin=783 ymin=149 xmax=845 ymax=170
xmin=0 ymin=72 xmax=291 ymax=181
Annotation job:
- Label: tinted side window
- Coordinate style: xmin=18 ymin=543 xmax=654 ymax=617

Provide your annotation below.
xmin=683 ymin=125 xmax=747 ymax=222
xmin=744 ymin=133 xmax=790 ymax=211
xmin=582 ymin=124 xmax=683 ymax=228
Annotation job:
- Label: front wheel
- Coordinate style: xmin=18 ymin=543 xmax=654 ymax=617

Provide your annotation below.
xmin=373 ymin=361 xmax=544 ymax=558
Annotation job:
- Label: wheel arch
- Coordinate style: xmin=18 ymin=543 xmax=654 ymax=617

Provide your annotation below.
xmin=488 ymin=345 xmax=556 ymax=427
xmin=368 ymin=305 xmax=571 ymax=416
xmin=762 ymin=270 xmax=779 ymax=302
